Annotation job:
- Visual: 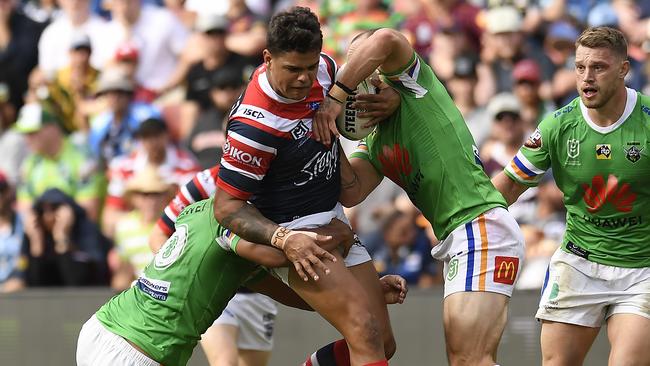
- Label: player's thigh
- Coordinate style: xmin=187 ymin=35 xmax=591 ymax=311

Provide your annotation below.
xmin=348 ymin=261 xmax=395 ymax=350
xmin=201 ymin=324 xmax=240 ymax=366
xmin=238 ymin=350 xmax=272 ymax=366
xmin=443 ymin=291 xmax=509 ymax=356
xmin=287 ymin=251 xmax=381 ymax=344
xmin=540 ymin=320 xmax=599 ymax=366
xmin=607 ymin=314 xmax=650 ymax=366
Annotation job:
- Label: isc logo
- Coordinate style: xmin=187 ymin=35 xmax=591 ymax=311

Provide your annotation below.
xmin=243 ymin=108 xmax=264 ymax=119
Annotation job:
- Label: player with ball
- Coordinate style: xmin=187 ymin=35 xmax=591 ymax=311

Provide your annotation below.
xmin=314 ymin=29 xmax=526 ymax=366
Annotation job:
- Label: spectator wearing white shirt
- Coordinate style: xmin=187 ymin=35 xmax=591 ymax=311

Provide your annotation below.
xmin=98 ymin=0 xmax=189 ymax=93
xmin=37 ymin=0 xmax=108 ymax=79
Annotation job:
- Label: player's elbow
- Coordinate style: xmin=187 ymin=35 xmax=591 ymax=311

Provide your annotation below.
xmin=372 ymin=28 xmax=405 ymax=51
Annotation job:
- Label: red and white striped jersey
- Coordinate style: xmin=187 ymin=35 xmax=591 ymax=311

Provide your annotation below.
xmin=217 ymin=53 xmax=342 ymax=224
xmin=157 ymin=165 xmax=219 ymax=236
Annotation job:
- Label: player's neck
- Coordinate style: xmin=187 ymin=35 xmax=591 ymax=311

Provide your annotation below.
xmin=587 ymin=86 xmax=628 ymax=127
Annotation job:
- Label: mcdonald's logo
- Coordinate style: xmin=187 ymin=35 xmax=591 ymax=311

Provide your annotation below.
xmin=493 ymin=256 xmax=519 ymax=285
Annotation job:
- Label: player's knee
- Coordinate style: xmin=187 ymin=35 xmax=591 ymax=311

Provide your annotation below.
xmin=347 ymin=311 xmax=383 ymax=352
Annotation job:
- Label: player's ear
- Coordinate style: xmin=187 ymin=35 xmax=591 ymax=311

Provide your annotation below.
xmin=619 ymin=59 xmax=630 ymax=79
xmin=262 ymin=49 xmax=272 ymax=67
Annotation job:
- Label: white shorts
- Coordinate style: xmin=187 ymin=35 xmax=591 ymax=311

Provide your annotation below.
xmin=537 ymin=248 xmax=650 ymax=327
xmin=269 ymin=203 xmax=372 ymax=285
xmin=212 ymin=292 xmax=278 ymax=351
xmin=431 ymin=207 xmax=525 ymax=298
xmin=76 ymin=314 xmax=159 ymax=366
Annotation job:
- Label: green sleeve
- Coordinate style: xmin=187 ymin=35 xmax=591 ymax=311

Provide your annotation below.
xmin=503 ymin=115 xmax=554 ymax=187
xmin=349 ymin=137 xmax=383 ymax=177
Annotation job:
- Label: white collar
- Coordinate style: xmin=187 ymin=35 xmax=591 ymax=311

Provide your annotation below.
xmin=579 ymin=87 xmax=637 ymax=134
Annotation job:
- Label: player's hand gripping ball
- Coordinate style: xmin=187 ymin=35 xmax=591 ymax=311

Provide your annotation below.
xmin=335 ymin=75 xmax=378 ymax=141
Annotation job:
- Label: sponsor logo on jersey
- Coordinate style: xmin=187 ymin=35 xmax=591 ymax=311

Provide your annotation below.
xmin=223 ymin=140 xmax=263 ymax=167
xmin=137 ymin=276 xmax=171 ymax=301
xmin=595 ymin=144 xmax=611 ymax=159
xmin=378 ymin=144 xmax=412 ymax=186
xmin=582 ymin=214 xmax=643 ymax=229
xmin=553 ymin=105 xmax=574 ymax=118
xmin=154 ymin=224 xmax=189 ymax=269
xmin=641 ymin=105 xmax=650 ymax=116
xmin=290 ymin=120 xmax=309 ymax=140
xmin=624 ymin=142 xmax=643 ymax=163
xmin=242 ymin=108 xmax=265 ymax=119
xmin=524 ymin=128 xmax=542 ymax=150
xmin=493 ymin=256 xmax=519 ymax=285
xmin=294 ymin=139 xmax=339 ymax=186
xmin=582 ymin=174 xmax=637 ymax=213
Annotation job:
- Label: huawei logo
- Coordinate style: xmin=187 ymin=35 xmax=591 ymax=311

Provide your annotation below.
xmin=582 ymin=174 xmax=636 ymax=213
xmin=378 ymin=144 xmax=412 ymax=185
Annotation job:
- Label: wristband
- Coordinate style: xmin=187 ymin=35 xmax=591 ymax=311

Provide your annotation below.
xmin=327 ymin=93 xmax=345 ymax=104
xmin=335 ymin=80 xmax=355 ymax=95
xmin=328 ymin=84 xmax=349 ymax=105
xmin=271 ymin=226 xmax=292 ymax=249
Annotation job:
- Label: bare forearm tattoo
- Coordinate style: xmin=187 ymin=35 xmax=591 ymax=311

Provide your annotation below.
xmin=219 ymin=203 xmax=278 ymax=245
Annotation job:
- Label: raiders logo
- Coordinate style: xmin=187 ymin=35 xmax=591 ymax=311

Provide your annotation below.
xmin=524 ymin=128 xmax=542 ymax=150
xmin=596 ymin=144 xmax=611 ymax=160
xmin=624 ymin=143 xmax=644 ymax=163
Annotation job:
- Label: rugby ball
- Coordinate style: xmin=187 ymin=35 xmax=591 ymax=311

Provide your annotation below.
xmin=335 ymin=74 xmax=378 ymax=141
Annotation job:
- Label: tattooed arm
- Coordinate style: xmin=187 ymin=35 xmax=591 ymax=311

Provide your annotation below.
xmin=213 ymin=188 xmax=337 ymax=281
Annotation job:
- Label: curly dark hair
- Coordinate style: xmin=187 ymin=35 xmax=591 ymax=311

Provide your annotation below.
xmin=267 ymin=6 xmax=322 ymax=55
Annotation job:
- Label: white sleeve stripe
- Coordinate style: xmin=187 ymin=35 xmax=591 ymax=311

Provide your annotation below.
xmin=180 ymin=185 xmax=199 ymax=204
xmin=228 ymin=131 xmax=277 ymax=154
xmin=164 ymin=206 xmax=178 ymax=222
xmin=515 ymin=152 xmax=546 ymax=174
xmin=232 ymin=104 xmax=306 ymax=133
xmin=220 ymin=160 xmax=265 ymax=180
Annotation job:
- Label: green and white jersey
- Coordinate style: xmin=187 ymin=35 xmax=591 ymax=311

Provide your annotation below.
xmin=504 ymin=88 xmax=650 ymax=268
xmin=350 ymin=53 xmax=506 ymax=240
xmin=96 ymin=197 xmax=259 ymax=366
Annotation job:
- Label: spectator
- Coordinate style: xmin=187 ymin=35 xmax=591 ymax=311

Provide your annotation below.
xmin=22 ymin=188 xmax=109 ymax=287
xmin=88 ymin=68 xmax=161 ymax=165
xmin=185 ymin=70 xmax=244 ymax=168
xmin=481 ymin=93 xmax=538 ymax=224
xmin=22 ymin=0 xmax=60 ymax=23
xmin=0 ymin=84 xmax=27 ymax=184
xmin=323 ymin=0 xmax=401 ymax=62
xmin=541 ymin=21 xmax=580 ymax=105
xmin=179 ymin=13 xmax=257 ymax=139
xmin=103 ymin=117 xmax=199 ymax=237
xmin=476 ymin=6 xmax=528 ymax=105
xmin=37 ymin=0 xmax=108 ymax=77
xmin=445 ymin=53 xmax=491 ymax=147
xmin=24 ymin=67 xmax=78 ymax=134
xmin=52 ymin=32 xmax=100 ymax=133
xmin=512 ymin=58 xmax=555 ymax=130
xmin=0 ymin=0 xmax=43 ymax=112
xmin=224 ymin=0 xmax=268 ymax=57
xmin=15 ymin=103 xmax=102 ymax=221
xmin=98 ymin=0 xmax=190 ymax=94
xmin=0 ymin=172 xmax=26 ymax=292
xmin=515 ymin=174 xmax=563 ymax=290
xmin=428 ymin=24 xmax=475 ymax=83
xmin=109 ymin=165 xmax=175 ymax=290
xmin=372 ymin=210 xmax=439 ymax=288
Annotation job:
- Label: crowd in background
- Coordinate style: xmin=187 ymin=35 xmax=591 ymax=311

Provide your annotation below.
xmin=0 ymin=0 xmax=649 ymax=293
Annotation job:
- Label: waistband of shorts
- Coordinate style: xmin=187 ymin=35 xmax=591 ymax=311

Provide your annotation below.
xmin=91 ymin=314 xmax=162 ymax=366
